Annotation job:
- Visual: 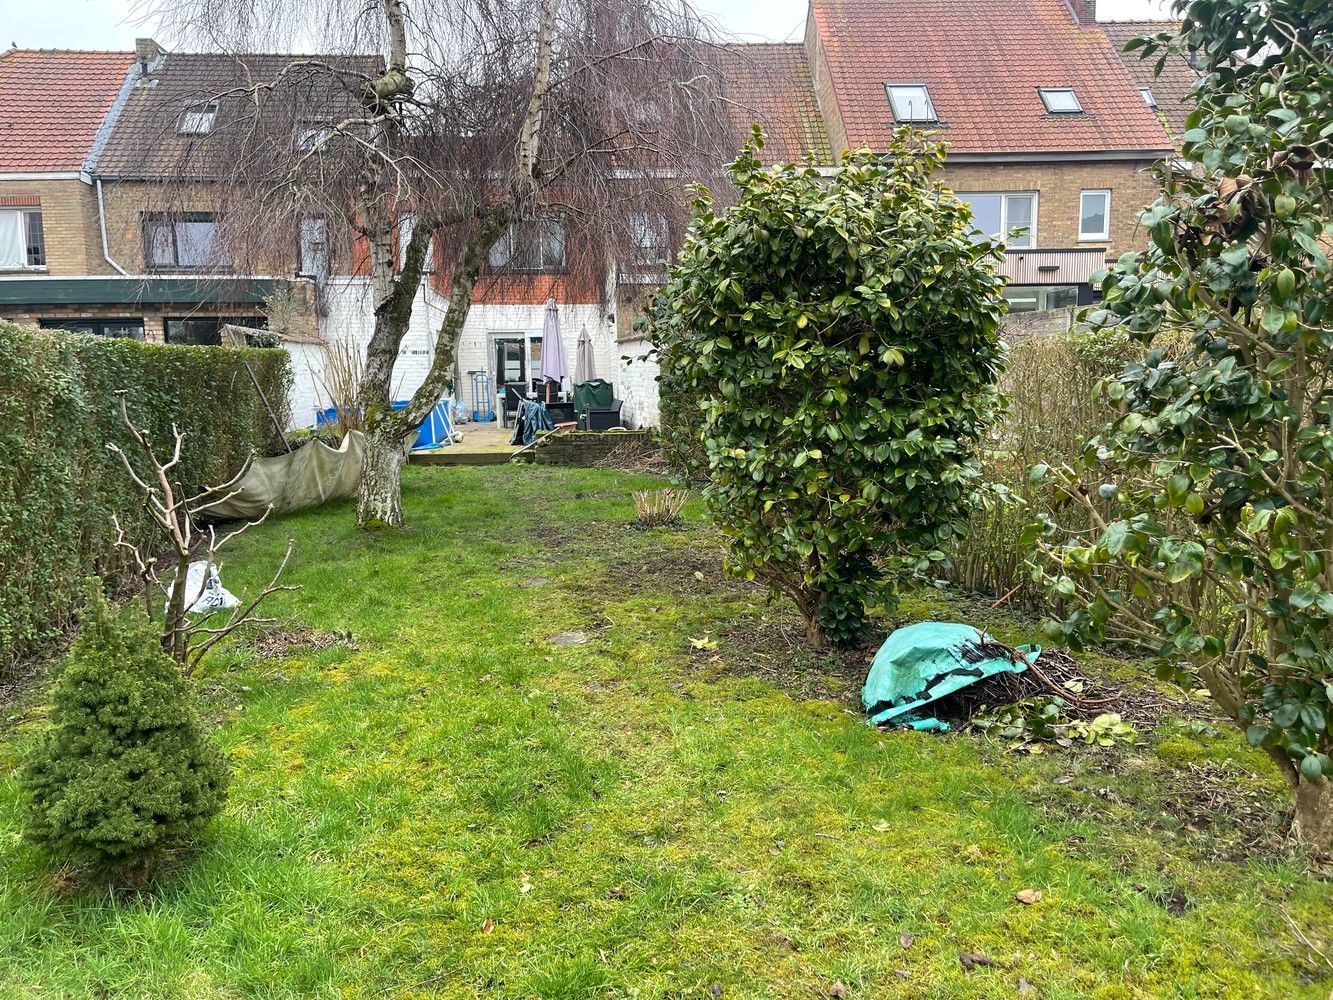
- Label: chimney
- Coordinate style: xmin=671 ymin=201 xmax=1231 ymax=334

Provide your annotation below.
xmin=1069 ymin=0 xmax=1097 ymax=24
xmin=135 ymin=37 xmax=165 ymax=72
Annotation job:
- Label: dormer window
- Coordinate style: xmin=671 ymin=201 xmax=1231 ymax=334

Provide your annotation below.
xmin=178 ymin=101 xmax=218 ymax=135
xmin=885 ymin=84 xmax=937 ymax=123
xmin=1139 ymin=87 xmax=1157 ymax=108
xmin=1038 ymin=88 xmax=1082 ymax=114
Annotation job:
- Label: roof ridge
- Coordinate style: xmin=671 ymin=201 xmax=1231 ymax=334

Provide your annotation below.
xmin=1 ymin=48 xmax=134 ymax=55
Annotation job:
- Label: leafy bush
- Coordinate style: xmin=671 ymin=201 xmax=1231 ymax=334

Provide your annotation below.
xmin=21 ymin=580 xmax=230 ymax=876
xmin=0 ymin=323 xmax=290 ymax=669
xmin=1032 ymin=0 xmax=1333 ymax=846
xmin=650 ymin=130 xmax=1007 ymax=645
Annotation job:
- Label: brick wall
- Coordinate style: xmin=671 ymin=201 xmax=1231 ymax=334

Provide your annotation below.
xmin=0 ymin=178 xmax=113 ymax=276
xmin=939 ymin=159 xmax=1159 ymax=256
xmin=803 ymin=20 xmax=847 ymax=155
xmin=99 ymin=179 xmax=297 ymax=274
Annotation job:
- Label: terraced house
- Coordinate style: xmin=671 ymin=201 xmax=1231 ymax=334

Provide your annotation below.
xmin=2 ymin=0 xmax=1176 ymax=427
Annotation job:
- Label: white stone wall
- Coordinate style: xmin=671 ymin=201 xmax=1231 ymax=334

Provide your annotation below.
xmin=616 ymin=335 xmax=660 ymax=429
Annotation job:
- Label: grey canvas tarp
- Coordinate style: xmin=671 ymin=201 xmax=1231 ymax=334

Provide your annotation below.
xmin=201 ymin=430 xmax=365 ymax=521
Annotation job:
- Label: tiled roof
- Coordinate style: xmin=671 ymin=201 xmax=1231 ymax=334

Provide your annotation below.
xmin=809 ymin=0 xmax=1174 ymax=156
xmin=719 ymin=43 xmax=834 ymax=165
xmin=1100 ymin=21 xmax=1200 ymax=144
xmin=96 ymin=52 xmax=383 ymax=179
xmin=0 ymin=49 xmax=134 ymax=172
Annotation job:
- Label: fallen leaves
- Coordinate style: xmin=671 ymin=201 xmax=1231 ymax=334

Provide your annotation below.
xmin=481 ymin=916 xmax=494 ymax=934
xmin=898 ymin=931 xmax=915 ymax=949
xmin=828 ymin=981 xmax=848 ymax=998
xmin=688 ymin=636 xmax=719 ymax=650
xmin=1014 ymin=888 xmax=1043 ymax=905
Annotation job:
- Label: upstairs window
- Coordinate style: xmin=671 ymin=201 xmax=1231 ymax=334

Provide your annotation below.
xmin=144 ymin=212 xmax=230 ymax=270
xmin=396 ymin=213 xmax=436 ymax=275
xmin=957 ymin=192 xmax=1036 ymax=249
xmin=1038 ymin=88 xmax=1082 ymax=114
xmin=0 ymin=208 xmax=45 ymax=269
xmin=886 ymin=84 xmax=937 ymax=123
xmin=178 ymin=101 xmax=219 ymax=135
xmin=488 ymin=216 xmax=566 ymax=272
xmin=630 ymin=211 xmax=671 ymax=266
xmin=298 ymin=216 xmax=329 ymax=278
xmin=1079 ymin=190 xmax=1110 ymax=241
xmin=1139 ymin=87 xmax=1158 ymax=108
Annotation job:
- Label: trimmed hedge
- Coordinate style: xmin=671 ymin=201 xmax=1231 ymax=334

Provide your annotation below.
xmin=0 ymin=323 xmax=291 ymax=669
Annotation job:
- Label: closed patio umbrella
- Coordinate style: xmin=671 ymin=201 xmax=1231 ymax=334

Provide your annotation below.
xmin=539 ymin=296 xmax=567 ymax=400
xmin=574 ymin=324 xmax=596 ymax=385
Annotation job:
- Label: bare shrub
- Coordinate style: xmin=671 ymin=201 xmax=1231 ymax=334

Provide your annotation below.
xmin=633 ymin=488 xmax=688 ymax=527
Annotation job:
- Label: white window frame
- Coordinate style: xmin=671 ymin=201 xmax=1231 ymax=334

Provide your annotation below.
xmin=885 ymin=83 xmax=938 ymax=123
xmin=957 ymin=191 xmax=1038 ymax=250
xmin=0 ymin=207 xmax=45 ymax=270
xmin=1078 ymin=189 xmax=1111 ymax=242
xmin=488 ymin=215 xmax=566 ymax=272
xmin=298 ymin=216 xmax=329 ymax=278
xmin=178 ymin=101 xmax=219 ymax=135
xmin=1139 ymin=87 xmax=1157 ymax=108
xmin=1038 ymin=88 xmax=1082 ymax=114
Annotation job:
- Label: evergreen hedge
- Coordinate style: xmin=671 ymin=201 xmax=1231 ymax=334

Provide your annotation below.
xmin=0 ymin=323 xmax=291 ymax=669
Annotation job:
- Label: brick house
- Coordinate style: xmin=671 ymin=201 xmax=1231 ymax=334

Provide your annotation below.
xmin=802 ymin=0 xmax=1174 ymax=312
xmin=0 ymin=47 xmax=136 ymax=331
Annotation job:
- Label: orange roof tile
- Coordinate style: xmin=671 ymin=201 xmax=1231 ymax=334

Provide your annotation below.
xmin=1100 ymin=21 xmax=1201 ymax=144
xmin=810 ymin=0 xmax=1173 ymax=157
xmin=0 ymin=49 xmax=134 ymax=172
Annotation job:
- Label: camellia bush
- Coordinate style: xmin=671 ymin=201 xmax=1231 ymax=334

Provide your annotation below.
xmin=651 ymin=129 xmax=1007 ymax=646
xmin=1030 ymin=0 xmax=1332 ymax=847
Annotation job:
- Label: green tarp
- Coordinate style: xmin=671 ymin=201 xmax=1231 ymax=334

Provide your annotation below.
xmin=862 ymin=622 xmax=1040 ymax=732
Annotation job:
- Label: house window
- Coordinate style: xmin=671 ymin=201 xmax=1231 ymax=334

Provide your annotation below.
xmin=957 ymin=192 xmax=1037 ymax=249
xmin=165 ymin=315 xmax=266 ymax=347
xmin=39 ymin=317 xmax=145 ymax=340
xmin=298 ymin=217 xmax=329 ymax=277
xmin=885 ymin=84 xmax=937 ymax=123
xmin=1079 ymin=190 xmax=1110 ymax=241
xmin=144 ymin=213 xmax=230 ymax=270
xmin=1139 ymin=87 xmax=1157 ymax=108
xmin=0 ymin=208 xmax=45 ymax=269
xmin=1038 ymin=88 xmax=1082 ymax=114
xmin=1003 ymin=285 xmax=1079 ymax=313
xmin=397 ymin=213 xmax=436 ymax=274
xmin=178 ymin=101 xmax=218 ymax=135
xmin=630 ymin=211 xmax=670 ymax=265
xmin=488 ymin=216 xmax=566 ymax=271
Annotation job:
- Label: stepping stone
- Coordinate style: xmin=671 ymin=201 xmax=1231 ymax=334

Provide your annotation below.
xmin=547 ymin=630 xmax=588 ymax=647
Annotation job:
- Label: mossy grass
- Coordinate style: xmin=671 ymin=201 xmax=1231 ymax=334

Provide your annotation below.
xmin=1 ymin=466 xmax=1328 ymax=997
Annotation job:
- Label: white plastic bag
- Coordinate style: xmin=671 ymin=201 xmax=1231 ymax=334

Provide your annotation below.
xmin=166 ymin=561 xmax=241 ymax=614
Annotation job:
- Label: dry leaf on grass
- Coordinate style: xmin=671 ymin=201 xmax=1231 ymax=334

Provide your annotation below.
xmin=1015 ymin=889 xmax=1043 ymax=905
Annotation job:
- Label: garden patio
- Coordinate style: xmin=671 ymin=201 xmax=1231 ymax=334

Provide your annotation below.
xmin=2 ymin=465 xmax=1328 ymax=998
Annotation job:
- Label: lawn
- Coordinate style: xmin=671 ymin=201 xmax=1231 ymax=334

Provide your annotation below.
xmin=1 ymin=465 xmax=1329 ymax=998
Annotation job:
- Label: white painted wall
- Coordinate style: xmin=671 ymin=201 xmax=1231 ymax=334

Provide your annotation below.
xmin=288 ymin=276 xmax=451 ymax=428
xmin=616 ymin=335 xmax=660 ymax=429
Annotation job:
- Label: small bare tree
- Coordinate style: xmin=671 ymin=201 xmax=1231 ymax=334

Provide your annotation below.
xmin=108 ymin=392 xmax=297 ymax=673
xmin=139 ymin=0 xmax=740 ymax=528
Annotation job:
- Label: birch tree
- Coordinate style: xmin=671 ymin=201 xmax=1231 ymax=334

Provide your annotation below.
xmin=144 ymin=0 xmax=737 ymax=527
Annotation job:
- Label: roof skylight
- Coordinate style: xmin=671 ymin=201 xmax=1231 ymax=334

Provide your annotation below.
xmin=1038 ymin=88 xmax=1082 ymax=114
xmin=885 ymin=84 xmax=937 ymax=123
xmin=178 ymin=101 xmax=218 ymax=135
xmin=1139 ymin=86 xmax=1157 ymax=108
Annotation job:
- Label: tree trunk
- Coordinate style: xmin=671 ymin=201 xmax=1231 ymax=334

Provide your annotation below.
xmin=1293 ymin=774 xmax=1332 ymax=852
xmin=357 ymin=425 xmax=407 ymax=529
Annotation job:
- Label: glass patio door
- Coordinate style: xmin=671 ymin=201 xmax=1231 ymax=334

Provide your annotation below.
xmin=494 ymin=336 xmax=527 ymax=388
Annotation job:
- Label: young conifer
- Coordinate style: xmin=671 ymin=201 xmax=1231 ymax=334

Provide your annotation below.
xmin=21 ymin=580 xmax=230 ymax=876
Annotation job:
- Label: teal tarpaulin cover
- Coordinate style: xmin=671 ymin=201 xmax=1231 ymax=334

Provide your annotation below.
xmin=862 ymin=622 xmax=1040 ymax=732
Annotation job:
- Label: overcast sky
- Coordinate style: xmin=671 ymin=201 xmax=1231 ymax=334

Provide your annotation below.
xmin=2 ymin=0 xmax=1175 ymax=50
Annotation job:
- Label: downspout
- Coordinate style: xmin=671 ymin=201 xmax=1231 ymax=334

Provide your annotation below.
xmin=85 ymin=52 xmax=147 ymax=276
xmin=96 ymin=178 xmax=128 ymax=276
